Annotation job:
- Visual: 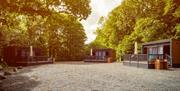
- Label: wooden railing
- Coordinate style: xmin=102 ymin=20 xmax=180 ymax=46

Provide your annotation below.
xmin=123 ymin=54 xmax=148 ymax=68
xmin=32 ymin=56 xmax=52 ymax=62
xmin=165 ymin=54 xmax=172 ymax=67
xmin=123 ymin=54 xmax=172 ymax=68
xmin=147 ymin=54 xmax=164 ymax=61
xmin=26 ymin=56 xmax=53 ymax=64
xmin=84 ymin=55 xmax=108 ymax=62
xmin=123 ymin=54 xmax=148 ymax=62
xmin=85 ymin=55 xmax=107 ymax=60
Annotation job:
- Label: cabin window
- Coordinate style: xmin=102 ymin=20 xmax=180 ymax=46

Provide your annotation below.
xmin=95 ymin=52 xmax=98 ymax=57
xmin=149 ymin=47 xmax=158 ymax=54
xmin=102 ymin=51 xmax=106 ymax=57
xmin=148 ymin=46 xmax=164 ymax=61
xmin=95 ymin=51 xmax=106 ymax=59
xmin=158 ymin=46 xmax=163 ymax=54
xmin=98 ymin=52 xmax=101 ymax=57
xmin=148 ymin=47 xmax=158 ymax=61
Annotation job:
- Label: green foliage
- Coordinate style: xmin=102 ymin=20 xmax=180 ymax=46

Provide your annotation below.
xmin=173 ymin=6 xmax=180 ymax=17
xmin=46 ymin=14 xmax=87 ymax=60
xmin=117 ymin=35 xmax=134 ymax=55
xmin=164 ymin=0 xmax=175 ymax=15
xmin=175 ymin=24 xmax=180 ymax=39
xmin=0 ymin=0 xmax=91 ymax=61
xmin=133 ymin=17 xmax=167 ymax=42
xmin=0 ymin=0 xmax=91 ymax=20
xmin=94 ymin=0 xmax=180 ymax=58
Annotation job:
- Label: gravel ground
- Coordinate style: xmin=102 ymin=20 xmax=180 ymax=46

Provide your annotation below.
xmin=1 ymin=62 xmax=180 ymax=91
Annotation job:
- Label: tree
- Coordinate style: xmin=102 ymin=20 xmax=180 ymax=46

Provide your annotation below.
xmin=133 ymin=17 xmax=167 ymax=42
xmin=0 ymin=0 xmax=91 ymax=20
xmin=0 ymin=0 xmax=91 ymax=61
xmin=175 ymin=24 xmax=180 ymax=38
xmin=94 ymin=0 xmax=180 ymax=58
xmin=44 ymin=13 xmax=87 ymax=60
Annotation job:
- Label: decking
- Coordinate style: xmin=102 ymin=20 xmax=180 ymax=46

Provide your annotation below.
xmin=3 ymin=46 xmax=54 ymax=66
xmin=84 ymin=59 xmax=107 ymax=63
xmin=15 ymin=56 xmax=53 ymax=66
xmin=84 ymin=56 xmax=108 ymax=63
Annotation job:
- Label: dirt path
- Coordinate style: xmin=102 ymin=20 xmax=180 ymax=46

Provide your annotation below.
xmin=1 ymin=62 xmax=180 ymax=91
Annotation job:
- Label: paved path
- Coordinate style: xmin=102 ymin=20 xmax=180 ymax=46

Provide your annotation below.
xmin=1 ymin=62 xmax=180 ymax=91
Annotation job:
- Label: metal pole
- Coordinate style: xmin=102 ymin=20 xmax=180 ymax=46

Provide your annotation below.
xmin=137 ymin=55 xmax=139 ymax=68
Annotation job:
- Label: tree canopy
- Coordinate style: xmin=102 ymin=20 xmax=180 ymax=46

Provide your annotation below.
xmin=0 ymin=0 xmax=91 ymax=20
xmin=0 ymin=0 xmax=91 ymax=60
xmin=93 ymin=0 xmax=180 ymax=58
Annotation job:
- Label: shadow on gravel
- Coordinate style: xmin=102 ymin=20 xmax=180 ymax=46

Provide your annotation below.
xmin=1 ymin=75 xmax=40 ymax=91
xmin=16 ymin=65 xmax=43 ymax=75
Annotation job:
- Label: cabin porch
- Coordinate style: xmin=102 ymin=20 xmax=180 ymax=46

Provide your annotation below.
xmin=123 ymin=39 xmax=180 ymax=69
xmin=3 ymin=46 xmax=54 ymax=66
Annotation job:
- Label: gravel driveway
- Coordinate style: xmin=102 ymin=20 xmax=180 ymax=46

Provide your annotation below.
xmin=1 ymin=62 xmax=180 ymax=91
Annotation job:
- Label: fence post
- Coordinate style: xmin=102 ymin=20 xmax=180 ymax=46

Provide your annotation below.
xmin=129 ymin=55 xmax=131 ymax=66
xmin=137 ymin=55 xmax=139 ymax=68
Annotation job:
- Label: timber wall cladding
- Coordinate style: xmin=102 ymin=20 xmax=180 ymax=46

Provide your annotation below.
xmin=172 ymin=40 xmax=180 ymax=64
xmin=92 ymin=48 xmax=116 ymax=62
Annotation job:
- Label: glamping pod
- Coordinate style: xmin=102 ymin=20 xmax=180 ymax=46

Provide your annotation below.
xmin=85 ymin=48 xmax=116 ymax=63
xmin=142 ymin=39 xmax=180 ymax=67
xmin=123 ymin=39 xmax=180 ymax=68
xmin=3 ymin=46 xmax=53 ymax=66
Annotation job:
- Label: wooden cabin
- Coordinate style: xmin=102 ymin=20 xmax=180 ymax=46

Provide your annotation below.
xmin=3 ymin=46 xmax=53 ymax=66
xmin=123 ymin=39 xmax=180 ymax=68
xmin=142 ymin=39 xmax=180 ymax=67
xmin=84 ymin=48 xmax=116 ymax=63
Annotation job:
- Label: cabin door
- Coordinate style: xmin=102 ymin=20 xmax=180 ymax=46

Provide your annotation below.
xmin=163 ymin=45 xmax=171 ymax=65
xmin=163 ymin=45 xmax=170 ymax=56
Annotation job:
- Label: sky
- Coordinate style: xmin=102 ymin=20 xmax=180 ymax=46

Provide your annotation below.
xmin=81 ymin=0 xmax=122 ymax=44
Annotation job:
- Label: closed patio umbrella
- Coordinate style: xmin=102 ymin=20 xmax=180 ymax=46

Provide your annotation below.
xmin=30 ymin=46 xmax=33 ymax=57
